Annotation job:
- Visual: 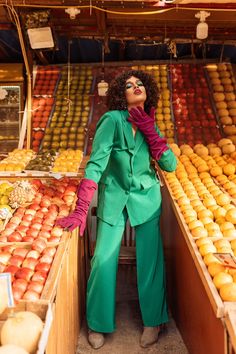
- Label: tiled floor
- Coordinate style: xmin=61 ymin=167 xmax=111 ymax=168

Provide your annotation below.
xmin=76 ymin=265 xmax=189 ymax=354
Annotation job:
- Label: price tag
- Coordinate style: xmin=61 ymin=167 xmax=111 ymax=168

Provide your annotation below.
xmin=214 ymin=253 xmax=236 ymax=269
xmin=49 ymin=172 xmax=63 ymax=180
xmin=0 ymin=273 xmax=14 ymax=307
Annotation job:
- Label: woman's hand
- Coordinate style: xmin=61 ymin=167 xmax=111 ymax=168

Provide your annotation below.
xmin=128 ymin=106 xmax=169 ymax=160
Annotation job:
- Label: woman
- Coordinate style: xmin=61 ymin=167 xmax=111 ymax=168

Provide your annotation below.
xmin=57 ymin=69 xmax=177 ymax=349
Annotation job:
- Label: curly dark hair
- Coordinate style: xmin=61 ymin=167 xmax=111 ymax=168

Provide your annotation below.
xmin=106 ymin=70 xmax=159 ymax=114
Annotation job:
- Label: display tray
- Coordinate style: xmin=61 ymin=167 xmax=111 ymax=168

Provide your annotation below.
xmin=162 ymin=173 xmax=225 ymax=318
xmin=0 ymin=301 xmax=53 ymax=354
xmin=0 ymin=231 xmax=70 ymax=303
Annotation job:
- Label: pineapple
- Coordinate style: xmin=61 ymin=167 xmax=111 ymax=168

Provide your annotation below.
xmin=9 ymin=180 xmax=35 ymax=208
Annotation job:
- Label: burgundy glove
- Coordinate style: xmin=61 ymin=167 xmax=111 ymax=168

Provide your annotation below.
xmin=128 ymin=106 xmax=169 ymax=160
xmin=56 ymin=178 xmax=97 ymax=236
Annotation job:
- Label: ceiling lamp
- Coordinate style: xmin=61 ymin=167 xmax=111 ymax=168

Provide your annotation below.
xmin=195 ymin=11 xmax=211 ymax=40
xmin=65 ymin=7 xmax=80 ymax=20
xmin=97 ymin=44 xmax=109 ymax=96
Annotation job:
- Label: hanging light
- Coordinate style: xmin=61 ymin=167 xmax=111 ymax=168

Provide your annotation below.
xmin=65 ymin=7 xmax=80 ymax=20
xmin=195 ymin=11 xmax=211 ymax=40
xmin=97 ymin=43 xmax=109 ymax=96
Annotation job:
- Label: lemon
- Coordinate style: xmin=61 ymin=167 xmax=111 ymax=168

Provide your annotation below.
xmin=0 ymin=196 xmax=9 ymax=205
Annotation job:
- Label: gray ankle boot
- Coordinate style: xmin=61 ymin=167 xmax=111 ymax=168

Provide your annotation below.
xmin=88 ymin=330 xmax=105 ymax=349
xmin=140 ymin=326 xmax=160 ymax=348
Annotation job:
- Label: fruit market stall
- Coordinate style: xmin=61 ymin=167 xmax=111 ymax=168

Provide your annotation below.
xmin=0 ymin=174 xmax=87 ymax=354
xmin=158 ymin=139 xmax=236 ymax=354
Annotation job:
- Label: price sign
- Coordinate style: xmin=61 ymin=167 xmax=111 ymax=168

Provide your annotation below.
xmin=0 ymin=273 xmax=14 ymax=308
xmin=214 ymin=253 xmax=236 ymax=269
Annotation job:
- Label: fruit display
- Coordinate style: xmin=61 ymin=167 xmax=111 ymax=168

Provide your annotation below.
xmin=0 ymin=150 xmax=35 ymax=172
xmin=164 ymin=138 xmax=236 ymax=302
xmin=206 ymin=62 xmax=236 ymax=142
xmin=25 ymin=150 xmax=56 ymax=172
xmin=143 ymin=65 xmax=174 ymax=143
xmin=0 ymin=243 xmax=58 ymax=301
xmin=51 ymin=149 xmax=83 ymax=173
xmin=170 ymin=63 xmax=222 ymax=146
xmin=40 ymin=65 xmax=93 ymax=151
xmin=33 ymin=66 xmax=60 ymax=96
xmin=0 ymin=178 xmax=78 ymax=243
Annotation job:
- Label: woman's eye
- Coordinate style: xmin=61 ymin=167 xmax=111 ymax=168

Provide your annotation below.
xmin=137 ymin=81 xmax=144 ymax=87
xmin=125 ymin=83 xmax=133 ymax=89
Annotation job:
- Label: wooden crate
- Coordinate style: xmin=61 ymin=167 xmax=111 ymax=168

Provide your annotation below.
xmin=160 ymin=176 xmax=227 ymax=354
xmin=0 ymin=300 xmax=53 ymax=354
xmin=46 ymin=231 xmax=86 ymax=354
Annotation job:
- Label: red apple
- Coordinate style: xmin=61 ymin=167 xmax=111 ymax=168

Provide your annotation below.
xmin=30 ymin=222 xmax=42 ymax=231
xmin=35 ymin=262 xmax=51 ymax=273
xmin=31 ymin=270 xmax=47 ymax=283
xmin=4 ymin=264 xmax=19 ymax=276
xmin=15 ymin=267 xmax=34 ymax=281
xmin=26 ymin=250 xmax=40 ymax=259
xmin=23 ymin=290 xmax=40 ymax=300
xmin=32 ymin=238 xmax=47 ymax=253
xmin=0 ymin=251 xmax=11 ymax=264
xmin=22 ymin=257 xmax=38 ymax=270
xmin=13 ymin=248 xmax=28 ymax=258
xmin=27 ymin=281 xmax=44 ymax=294
xmin=9 ymin=255 xmax=24 ymax=267
xmin=22 ymin=214 xmax=34 ymax=222
xmin=12 ymin=288 xmax=24 ymax=301
xmin=8 ymin=232 xmax=23 ymax=242
xmin=39 ymin=254 xmax=53 ymax=264
xmin=10 ymin=216 xmax=22 ymax=225
xmin=42 ymin=247 xmax=57 ymax=257
xmin=12 ymin=278 xmax=28 ymax=292
xmin=22 ymin=236 xmax=35 ymax=242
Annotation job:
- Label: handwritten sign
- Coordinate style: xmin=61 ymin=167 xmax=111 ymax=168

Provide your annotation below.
xmin=214 ymin=253 xmax=236 ymax=269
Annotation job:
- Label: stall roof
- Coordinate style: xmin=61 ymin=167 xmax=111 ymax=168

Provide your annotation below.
xmin=0 ymin=1 xmax=235 ymax=65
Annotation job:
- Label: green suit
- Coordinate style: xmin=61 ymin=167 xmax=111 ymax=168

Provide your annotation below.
xmin=85 ymin=110 xmax=177 ymax=332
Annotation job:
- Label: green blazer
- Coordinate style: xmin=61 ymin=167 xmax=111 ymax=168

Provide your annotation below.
xmin=85 ymin=110 xmax=177 ymax=226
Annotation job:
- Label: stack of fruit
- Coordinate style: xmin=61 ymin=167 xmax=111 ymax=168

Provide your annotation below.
xmin=33 ymin=65 xmax=60 ymax=96
xmin=52 ymin=149 xmax=83 ymax=173
xmin=41 ymin=65 xmax=93 ymax=151
xmin=25 ymin=150 xmax=56 ymax=172
xmin=0 ymin=149 xmax=35 ymax=172
xmin=170 ymin=64 xmax=221 ymax=146
xmin=141 ymin=65 xmax=174 ymax=143
xmin=206 ymin=63 xmax=236 ymax=143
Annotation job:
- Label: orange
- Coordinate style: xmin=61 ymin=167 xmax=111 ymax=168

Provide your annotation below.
xmin=199 ymin=243 xmax=217 ymax=256
xmin=220 ymin=283 xmax=236 ymax=301
xmin=214 ymin=239 xmax=231 ymax=249
xmin=188 ymin=220 xmax=204 ymax=230
xmin=222 ymin=229 xmax=236 ymax=238
xmin=219 ymin=221 xmax=235 ymax=232
xmin=191 ymin=226 xmax=208 ymax=238
xmin=197 ymin=209 xmax=214 ymax=220
xmin=208 ymin=263 xmax=226 ymax=277
xmin=225 ymin=208 xmax=236 ymax=224
xmin=195 ymin=237 xmax=213 ymax=247
xmin=213 ymin=207 xmax=227 ymax=219
xmin=203 ymin=253 xmax=221 ymax=266
xmin=213 ymin=272 xmax=233 ymax=289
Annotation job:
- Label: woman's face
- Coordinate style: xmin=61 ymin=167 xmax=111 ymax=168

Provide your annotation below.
xmin=125 ymin=76 xmax=147 ymax=108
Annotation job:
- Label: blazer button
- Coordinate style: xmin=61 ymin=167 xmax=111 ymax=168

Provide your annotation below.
xmin=128 ymin=173 xmax=132 ymax=177
xmin=125 ymin=190 xmax=130 ymax=195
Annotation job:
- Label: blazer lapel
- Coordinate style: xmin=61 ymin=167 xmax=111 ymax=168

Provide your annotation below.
xmin=133 ymin=129 xmax=144 ymax=155
xmin=121 ymin=111 xmax=135 ymax=152
xmin=121 ymin=110 xmax=145 ymax=154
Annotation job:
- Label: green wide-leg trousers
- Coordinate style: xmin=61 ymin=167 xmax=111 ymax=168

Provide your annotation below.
xmin=86 ymin=210 xmax=168 ymax=333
